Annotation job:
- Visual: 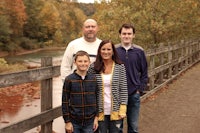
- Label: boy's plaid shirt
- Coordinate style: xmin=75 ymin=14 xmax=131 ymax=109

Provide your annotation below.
xmin=62 ymin=72 xmax=98 ymax=125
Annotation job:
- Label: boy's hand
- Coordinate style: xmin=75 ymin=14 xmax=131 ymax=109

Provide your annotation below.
xmin=65 ymin=122 xmax=73 ymax=133
xmin=93 ymin=116 xmax=99 ymax=131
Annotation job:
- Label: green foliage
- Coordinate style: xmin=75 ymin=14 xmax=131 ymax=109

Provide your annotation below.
xmin=56 ymin=2 xmax=86 ymax=44
xmin=0 ymin=15 xmax=12 ymax=35
xmin=0 ymin=15 xmax=12 ymax=44
xmin=22 ymin=0 xmax=86 ymax=47
xmin=38 ymin=1 xmax=62 ymax=41
xmin=1 ymin=41 xmax=18 ymax=52
xmin=3 ymin=0 xmax=27 ymax=37
xmin=23 ymin=0 xmax=45 ymax=41
xmin=0 ymin=58 xmax=8 ymax=66
xmin=93 ymin=0 xmax=200 ymax=49
xmin=0 ymin=58 xmax=27 ymax=74
xmin=19 ymin=37 xmax=38 ymax=50
xmin=78 ymin=3 xmax=96 ymax=16
xmin=53 ymin=29 xmax=64 ymax=45
xmin=0 ymin=0 xmax=199 ymax=53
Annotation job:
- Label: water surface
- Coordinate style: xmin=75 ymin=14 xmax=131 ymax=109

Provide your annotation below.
xmin=1 ymin=49 xmax=65 ymax=133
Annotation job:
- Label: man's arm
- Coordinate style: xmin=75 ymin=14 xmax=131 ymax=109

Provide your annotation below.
xmin=139 ymin=51 xmax=148 ymax=92
xmin=60 ymin=44 xmax=74 ymax=81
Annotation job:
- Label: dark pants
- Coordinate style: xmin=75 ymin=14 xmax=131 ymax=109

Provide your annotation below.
xmin=98 ymin=115 xmax=122 ymax=133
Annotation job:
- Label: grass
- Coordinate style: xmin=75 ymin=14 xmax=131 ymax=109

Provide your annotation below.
xmin=0 ymin=58 xmax=27 ymax=74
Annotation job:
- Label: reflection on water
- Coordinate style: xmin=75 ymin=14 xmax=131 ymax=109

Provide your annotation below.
xmin=1 ymin=50 xmax=66 ymax=133
xmin=0 ymin=98 xmax=40 ymax=128
xmin=4 ymin=50 xmax=65 ymax=64
xmin=0 ymin=77 xmax=65 ymax=133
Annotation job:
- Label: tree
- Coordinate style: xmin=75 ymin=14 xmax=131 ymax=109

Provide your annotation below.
xmin=1 ymin=0 xmax=26 ymax=51
xmin=93 ymin=0 xmax=200 ymax=48
xmin=23 ymin=0 xmax=45 ymax=41
xmin=3 ymin=0 xmax=27 ymax=37
xmin=56 ymin=2 xmax=86 ymax=44
xmin=38 ymin=1 xmax=62 ymax=42
xmin=0 ymin=15 xmax=12 ymax=51
xmin=0 ymin=1 xmax=11 ymax=43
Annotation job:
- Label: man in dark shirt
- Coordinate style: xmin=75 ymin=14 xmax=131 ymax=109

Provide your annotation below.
xmin=116 ymin=24 xmax=148 ymax=133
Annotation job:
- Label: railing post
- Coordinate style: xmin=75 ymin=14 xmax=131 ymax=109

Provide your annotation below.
xmin=193 ymin=40 xmax=198 ymax=62
xmin=198 ymin=40 xmax=200 ymax=60
xmin=168 ymin=43 xmax=172 ymax=78
xmin=158 ymin=44 xmax=164 ymax=83
xmin=189 ymin=40 xmax=193 ymax=64
xmin=149 ymin=55 xmax=155 ymax=90
xmin=185 ymin=41 xmax=189 ymax=67
xmin=180 ymin=40 xmax=184 ymax=69
xmin=41 ymin=57 xmax=53 ymax=133
xmin=174 ymin=46 xmax=179 ymax=74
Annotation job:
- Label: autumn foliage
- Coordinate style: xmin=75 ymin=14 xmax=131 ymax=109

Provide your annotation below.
xmin=0 ymin=0 xmax=199 ymax=53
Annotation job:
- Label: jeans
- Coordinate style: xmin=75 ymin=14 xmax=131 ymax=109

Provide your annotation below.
xmin=70 ymin=122 xmax=94 ymax=133
xmin=99 ymin=115 xmax=122 ymax=133
xmin=127 ymin=93 xmax=140 ymax=133
xmin=120 ymin=93 xmax=140 ymax=133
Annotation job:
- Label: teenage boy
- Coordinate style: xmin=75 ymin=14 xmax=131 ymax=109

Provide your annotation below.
xmin=116 ymin=24 xmax=148 ymax=133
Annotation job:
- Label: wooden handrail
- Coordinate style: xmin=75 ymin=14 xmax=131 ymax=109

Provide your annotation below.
xmin=0 ymin=39 xmax=199 ymax=133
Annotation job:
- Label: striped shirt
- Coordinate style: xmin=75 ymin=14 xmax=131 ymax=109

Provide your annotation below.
xmin=88 ymin=63 xmax=128 ymax=120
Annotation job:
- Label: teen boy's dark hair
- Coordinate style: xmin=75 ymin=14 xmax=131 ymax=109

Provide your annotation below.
xmin=118 ymin=23 xmax=136 ymax=34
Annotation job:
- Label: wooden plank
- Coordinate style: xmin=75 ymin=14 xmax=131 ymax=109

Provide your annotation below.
xmin=41 ymin=57 xmax=53 ymax=133
xmin=0 ymin=106 xmax=62 ymax=133
xmin=0 ymin=66 xmax=60 ymax=88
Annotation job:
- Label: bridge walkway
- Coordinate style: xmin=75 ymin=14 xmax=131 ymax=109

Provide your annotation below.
xmin=139 ymin=62 xmax=200 ymax=133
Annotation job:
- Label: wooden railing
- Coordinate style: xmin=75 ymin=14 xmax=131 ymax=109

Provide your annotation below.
xmin=142 ymin=39 xmax=200 ymax=100
xmin=0 ymin=39 xmax=199 ymax=133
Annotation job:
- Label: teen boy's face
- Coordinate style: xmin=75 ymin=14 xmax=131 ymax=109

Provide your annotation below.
xmin=74 ymin=55 xmax=90 ymax=72
xmin=119 ymin=27 xmax=135 ymax=46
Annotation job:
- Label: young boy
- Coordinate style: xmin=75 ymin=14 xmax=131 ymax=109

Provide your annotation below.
xmin=62 ymin=50 xmax=98 ymax=133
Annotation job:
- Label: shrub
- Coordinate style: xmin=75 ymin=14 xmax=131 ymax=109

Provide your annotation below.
xmin=19 ymin=37 xmax=38 ymax=50
xmin=0 ymin=58 xmax=27 ymax=74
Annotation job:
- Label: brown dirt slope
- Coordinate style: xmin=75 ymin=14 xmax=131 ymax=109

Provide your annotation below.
xmin=139 ymin=62 xmax=200 ymax=133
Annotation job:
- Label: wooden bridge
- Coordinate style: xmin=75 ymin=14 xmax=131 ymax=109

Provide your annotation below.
xmin=139 ymin=62 xmax=200 ymax=133
xmin=0 ymin=39 xmax=199 ymax=133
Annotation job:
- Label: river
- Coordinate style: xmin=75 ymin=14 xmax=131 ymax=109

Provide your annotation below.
xmin=1 ymin=50 xmax=66 ymax=133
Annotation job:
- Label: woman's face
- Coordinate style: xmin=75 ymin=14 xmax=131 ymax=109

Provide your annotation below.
xmin=100 ymin=42 xmax=113 ymax=60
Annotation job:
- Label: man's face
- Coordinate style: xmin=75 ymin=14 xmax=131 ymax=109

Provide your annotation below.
xmin=82 ymin=21 xmax=98 ymax=42
xmin=119 ymin=28 xmax=135 ymax=45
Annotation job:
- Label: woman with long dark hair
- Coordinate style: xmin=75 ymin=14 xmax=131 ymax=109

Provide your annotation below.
xmin=89 ymin=40 xmax=128 ymax=133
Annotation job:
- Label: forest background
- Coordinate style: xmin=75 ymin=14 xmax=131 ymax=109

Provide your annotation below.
xmin=0 ymin=0 xmax=199 ymax=55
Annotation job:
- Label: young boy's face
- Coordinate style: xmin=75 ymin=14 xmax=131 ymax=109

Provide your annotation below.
xmin=74 ymin=55 xmax=90 ymax=72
